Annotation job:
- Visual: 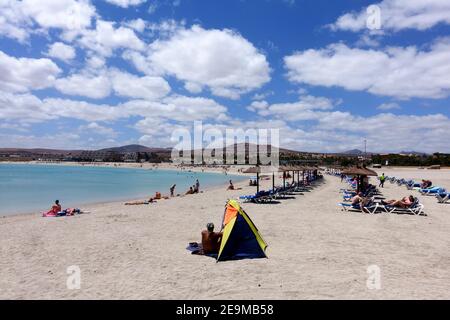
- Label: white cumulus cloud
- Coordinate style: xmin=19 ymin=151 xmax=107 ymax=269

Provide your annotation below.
xmin=46 ymin=42 xmax=76 ymax=62
xmin=124 ymin=25 xmax=271 ymax=99
xmin=104 ymin=0 xmax=147 ymax=8
xmin=331 ymin=0 xmax=450 ymax=32
xmin=55 ymin=73 xmax=112 ymax=99
xmin=110 ymin=69 xmax=171 ymax=100
xmin=0 ymin=50 xmax=61 ymax=93
xmin=54 ymin=68 xmax=171 ymax=100
xmin=284 ymin=39 xmax=450 ymax=99
xmin=77 ymin=20 xmax=145 ymax=56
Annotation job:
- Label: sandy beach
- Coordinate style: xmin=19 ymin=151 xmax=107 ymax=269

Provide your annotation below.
xmin=1 ymin=166 xmax=449 ymax=299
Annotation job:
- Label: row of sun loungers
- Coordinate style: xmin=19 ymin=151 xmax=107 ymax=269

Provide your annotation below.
xmin=239 ymin=177 xmax=321 ymax=204
xmin=339 ymin=197 xmax=425 ymax=215
xmin=338 ymin=175 xmax=426 ymax=215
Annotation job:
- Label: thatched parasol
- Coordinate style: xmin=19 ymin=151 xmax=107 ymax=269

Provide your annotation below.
xmin=341 ymin=166 xmax=378 ymax=192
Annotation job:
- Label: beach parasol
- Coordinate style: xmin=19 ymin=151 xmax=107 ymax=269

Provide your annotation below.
xmin=341 ymin=166 xmax=377 ymax=193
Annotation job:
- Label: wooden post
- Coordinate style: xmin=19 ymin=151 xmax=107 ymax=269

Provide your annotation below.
xmin=272 ymin=172 xmax=275 ymax=190
xmin=256 ymin=171 xmax=260 ymax=193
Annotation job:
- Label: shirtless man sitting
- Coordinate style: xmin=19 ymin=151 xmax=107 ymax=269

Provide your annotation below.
xmin=185 ymin=187 xmax=194 ymax=195
xmin=201 ymin=223 xmax=223 ymax=255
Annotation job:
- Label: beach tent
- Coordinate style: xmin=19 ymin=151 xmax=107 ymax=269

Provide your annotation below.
xmin=217 ymin=200 xmax=268 ymax=262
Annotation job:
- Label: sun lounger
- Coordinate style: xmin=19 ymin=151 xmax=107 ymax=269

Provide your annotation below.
xmin=383 ymin=198 xmax=425 ymax=215
xmin=239 ymin=190 xmax=274 ymax=203
xmin=436 ymin=193 xmax=450 ymax=203
xmin=338 ymin=197 xmax=380 ymax=214
xmin=419 ymin=187 xmax=446 ymax=195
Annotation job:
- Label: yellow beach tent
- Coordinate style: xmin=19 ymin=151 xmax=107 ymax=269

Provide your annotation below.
xmin=217 ymin=199 xmax=268 ymax=262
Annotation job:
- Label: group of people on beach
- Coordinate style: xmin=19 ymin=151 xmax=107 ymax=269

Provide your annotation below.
xmin=43 ymin=200 xmax=82 ymax=217
xmin=351 ymin=192 xmax=415 ymax=209
xmin=184 ymin=179 xmax=200 ymax=195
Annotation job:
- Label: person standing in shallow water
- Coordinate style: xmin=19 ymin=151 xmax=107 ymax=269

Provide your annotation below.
xmin=195 ymin=179 xmax=200 ymax=193
xmin=170 ymin=184 xmax=176 ymax=197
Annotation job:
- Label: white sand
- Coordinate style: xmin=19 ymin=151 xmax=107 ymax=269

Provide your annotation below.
xmin=0 ymin=167 xmax=449 ymax=299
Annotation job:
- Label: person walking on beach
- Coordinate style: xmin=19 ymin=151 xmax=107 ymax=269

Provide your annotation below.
xmin=340 ymin=172 xmax=345 ymax=182
xmin=379 ymin=173 xmax=386 ymax=188
xmin=170 ymin=184 xmax=176 ymax=197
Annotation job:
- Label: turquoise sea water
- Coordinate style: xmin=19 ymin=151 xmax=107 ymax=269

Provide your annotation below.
xmin=0 ymin=164 xmax=244 ymax=216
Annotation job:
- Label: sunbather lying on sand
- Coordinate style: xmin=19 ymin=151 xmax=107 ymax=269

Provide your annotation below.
xmin=382 ymin=195 xmax=414 ymax=208
xmin=125 ymin=198 xmax=155 ymax=205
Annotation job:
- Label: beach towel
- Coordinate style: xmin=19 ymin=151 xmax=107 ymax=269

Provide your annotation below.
xmin=186 ymin=242 xmax=218 ymax=258
xmin=42 ymin=208 xmax=83 ymax=217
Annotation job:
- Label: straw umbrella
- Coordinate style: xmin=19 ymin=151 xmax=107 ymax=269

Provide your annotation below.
xmin=291 ymin=165 xmax=306 ymax=185
xmin=341 ymin=166 xmax=377 ymax=193
xmin=277 ymin=166 xmax=291 ymax=188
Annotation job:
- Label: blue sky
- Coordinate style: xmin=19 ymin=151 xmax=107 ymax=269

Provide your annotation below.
xmin=0 ymin=0 xmax=449 ymax=153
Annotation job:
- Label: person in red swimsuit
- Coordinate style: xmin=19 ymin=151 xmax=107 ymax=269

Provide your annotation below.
xmin=49 ymin=200 xmax=62 ymax=214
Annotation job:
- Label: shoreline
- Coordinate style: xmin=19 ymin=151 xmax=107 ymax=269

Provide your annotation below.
xmin=1 ymin=167 xmax=449 ymax=299
xmin=0 ymin=161 xmax=249 ymax=176
xmin=0 ymin=164 xmax=250 ymax=218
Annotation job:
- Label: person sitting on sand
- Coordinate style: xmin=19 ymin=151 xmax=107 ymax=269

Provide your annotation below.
xmin=185 ymin=187 xmax=194 ymax=195
xmin=43 ymin=200 xmax=62 ymax=216
xmin=201 ymin=223 xmax=222 ymax=254
xmin=50 ymin=200 xmax=62 ymax=214
xmin=170 ymin=184 xmax=176 ymax=197
xmin=382 ymin=195 xmax=415 ymax=208
xmin=227 ymin=180 xmax=235 ymax=190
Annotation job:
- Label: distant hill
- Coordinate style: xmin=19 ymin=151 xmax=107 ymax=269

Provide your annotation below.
xmin=0 ymin=145 xmax=172 ymax=156
xmin=98 ymin=144 xmax=171 ymax=153
xmin=342 ymin=149 xmax=365 ymax=155
xmin=185 ymin=142 xmax=302 ymax=154
xmin=0 ymin=148 xmax=82 ymax=155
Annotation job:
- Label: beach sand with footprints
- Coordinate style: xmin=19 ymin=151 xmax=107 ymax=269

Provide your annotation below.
xmin=0 ymin=166 xmax=449 ymax=299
